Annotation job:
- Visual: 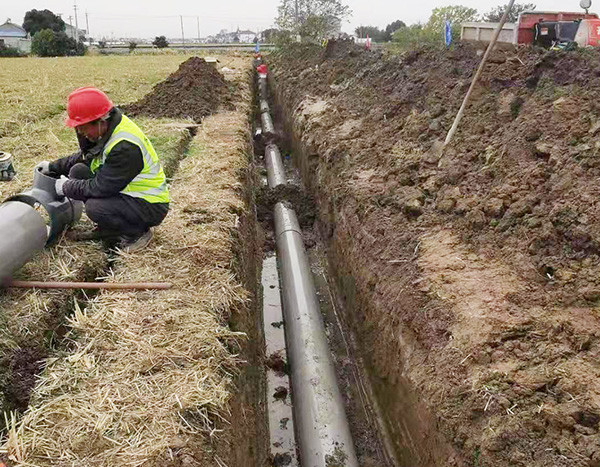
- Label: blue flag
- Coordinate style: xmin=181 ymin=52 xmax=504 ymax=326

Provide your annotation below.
xmin=445 ymin=20 xmax=452 ymax=47
xmin=255 ymin=41 xmax=260 ymax=53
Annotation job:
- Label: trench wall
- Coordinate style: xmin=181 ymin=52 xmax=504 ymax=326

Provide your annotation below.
xmin=268 ymin=73 xmax=457 ymax=466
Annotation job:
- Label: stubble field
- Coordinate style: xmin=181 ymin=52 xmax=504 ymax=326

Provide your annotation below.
xmin=0 ymin=53 xmax=259 ymax=466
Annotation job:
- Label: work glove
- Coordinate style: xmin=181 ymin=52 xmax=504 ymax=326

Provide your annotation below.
xmin=35 ymin=161 xmax=51 ymax=174
xmin=55 ymin=175 xmax=69 ymax=197
xmin=0 ymin=164 xmax=15 ymax=181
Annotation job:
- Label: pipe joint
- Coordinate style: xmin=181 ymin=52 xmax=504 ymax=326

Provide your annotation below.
xmin=274 ymin=202 xmax=302 ymax=237
xmin=7 ymin=168 xmax=83 ymax=244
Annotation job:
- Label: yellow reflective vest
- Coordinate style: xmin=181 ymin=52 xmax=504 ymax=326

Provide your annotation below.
xmin=90 ymin=115 xmax=170 ymax=204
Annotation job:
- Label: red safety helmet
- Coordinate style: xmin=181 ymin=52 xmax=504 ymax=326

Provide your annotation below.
xmin=65 ymin=87 xmax=114 ymax=128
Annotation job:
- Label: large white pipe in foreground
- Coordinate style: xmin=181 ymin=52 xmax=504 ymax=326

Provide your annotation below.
xmin=0 ymin=201 xmax=48 ymax=281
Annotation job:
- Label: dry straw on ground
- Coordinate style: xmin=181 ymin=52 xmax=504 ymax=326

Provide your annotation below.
xmin=4 ymin=64 xmax=253 ymax=465
xmin=0 ymin=54 xmax=201 ymax=422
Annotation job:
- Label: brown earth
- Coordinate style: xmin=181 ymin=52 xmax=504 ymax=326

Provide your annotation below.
xmin=269 ymin=40 xmax=600 ymax=467
xmin=124 ymin=56 xmax=229 ymax=121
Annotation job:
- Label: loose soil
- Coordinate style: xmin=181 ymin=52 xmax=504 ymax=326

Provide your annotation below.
xmin=269 ymin=40 xmax=600 ymax=466
xmin=124 ymin=57 xmax=229 ymax=122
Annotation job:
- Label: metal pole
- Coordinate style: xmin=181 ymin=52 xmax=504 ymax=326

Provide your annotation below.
xmin=73 ymin=1 xmax=79 ymax=41
xmin=180 ymin=15 xmax=185 ymax=49
xmin=197 ymin=16 xmax=200 ymax=42
xmin=294 ymin=0 xmax=299 ymax=26
xmin=85 ymin=11 xmax=90 ymax=39
xmin=444 ymin=0 xmax=516 ymax=147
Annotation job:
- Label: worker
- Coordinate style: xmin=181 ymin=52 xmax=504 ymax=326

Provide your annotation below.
xmin=36 ymin=87 xmax=169 ymax=252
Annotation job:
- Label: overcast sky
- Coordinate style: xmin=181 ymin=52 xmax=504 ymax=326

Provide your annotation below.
xmin=1 ymin=0 xmax=590 ymax=39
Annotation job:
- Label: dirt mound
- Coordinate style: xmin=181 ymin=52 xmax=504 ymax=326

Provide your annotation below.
xmin=324 ymin=38 xmax=362 ymax=59
xmin=270 ymin=43 xmax=600 ymax=466
xmin=124 ymin=57 xmax=227 ymax=121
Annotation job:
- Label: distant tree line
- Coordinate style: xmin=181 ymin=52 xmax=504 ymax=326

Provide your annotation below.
xmin=355 ymin=20 xmax=405 ymax=41
xmin=267 ymin=0 xmax=535 ymax=48
xmin=390 ymin=3 xmax=536 ymax=49
xmin=24 ymin=9 xmax=85 ymax=57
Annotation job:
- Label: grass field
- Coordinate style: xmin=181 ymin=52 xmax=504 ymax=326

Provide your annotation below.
xmin=0 ymin=54 xmax=197 ymax=198
xmin=0 ymin=54 xmax=255 ymax=465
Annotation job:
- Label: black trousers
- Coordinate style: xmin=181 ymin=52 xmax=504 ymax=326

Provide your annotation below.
xmin=70 ymin=163 xmax=169 ymax=235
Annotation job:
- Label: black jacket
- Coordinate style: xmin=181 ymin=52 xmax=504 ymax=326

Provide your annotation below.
xmin=50 ymin=108 xmax=152 ymax=202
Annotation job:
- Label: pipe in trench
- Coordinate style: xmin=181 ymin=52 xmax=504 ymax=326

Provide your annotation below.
xmin=261 ymin=111 xmax=276 ymax=139
xmin=260 ymin=74 xmax=359 ymax=465
xmin=274 ymin=203 xmax=359 ymax=467
xmin=260 ymin=99 xmax=270 ymax=114
xmin=259 ymin=76 xmax=268 ymax=101
xmin=265 ymin=143 xmax=286 ymax=188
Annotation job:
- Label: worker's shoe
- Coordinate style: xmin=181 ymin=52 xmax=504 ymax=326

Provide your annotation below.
xmin=118 ymin=230 xmax=153 ymax=253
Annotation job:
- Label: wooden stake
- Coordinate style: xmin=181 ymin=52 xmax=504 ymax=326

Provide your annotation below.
xmin=444 ymin=0 xmax=516 ymax=148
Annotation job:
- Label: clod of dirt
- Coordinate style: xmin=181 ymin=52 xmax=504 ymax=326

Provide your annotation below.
xmin=1 ymin=347 xmax=46 ymax=412
xmin=272 ymin=452 xmax=292 ymax=466
xmin=273 ymin=386 xmax=288 ymax=400
xmin=124 ymin=57 xmax=228 ymax=122
xmin=265 ymin=352 xmax=288 ymax=376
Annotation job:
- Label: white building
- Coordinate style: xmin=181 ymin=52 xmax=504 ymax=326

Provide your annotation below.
xmin=0 ymin=19 xmax=31 ymax=53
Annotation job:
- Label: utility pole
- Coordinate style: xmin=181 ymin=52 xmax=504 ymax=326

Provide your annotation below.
xmin=73 ymin=1 xmax=79 ymax=41
xmin=68 ymin=15 xmax=73 ymax=39
xmin=85 ymin=11 xmax=90 ymax=39
xmin=294 ymin=0 xmax=299 ymax=26
xmin=180 ymin=15 xmax=185 ymax=49
xmin=197 ymin=16 xmax=200 ymax=42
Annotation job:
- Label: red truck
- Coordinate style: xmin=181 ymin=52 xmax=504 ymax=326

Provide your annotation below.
xmin=461 ymin=11 xmax=600 ymax=49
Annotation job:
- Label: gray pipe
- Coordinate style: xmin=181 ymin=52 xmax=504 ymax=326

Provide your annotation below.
xmin=265 ymin=144 xmax=286 ymax=187
xmin=260 ymin=99 xmax=270 ymax=114
xmin=261 ymin=112 xmax=276 ymax=139
xmin=0 ymin=168 xmax=84 ymax=281
xmin=0 ymin=201 xmax=48 ymax=281
xmin=274 ymin=202 xmax=359 ymax=467
xmin=259 ymin=76 xmax=268 ymax=100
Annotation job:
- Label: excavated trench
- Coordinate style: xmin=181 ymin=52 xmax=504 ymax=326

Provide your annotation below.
xmin=254 ymin=70 xmax=397 ymax=466
xmin=264 ymin=40 xmax=600 ymax=467
xmin=2 ymin=55 xmax=418 ymax=465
